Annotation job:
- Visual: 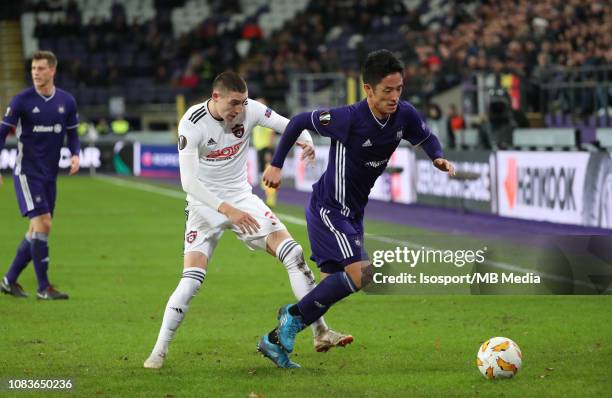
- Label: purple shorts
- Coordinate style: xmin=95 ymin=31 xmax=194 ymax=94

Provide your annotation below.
xmin=13 ymin=174 xmax=56 ymax=218
xmin=305 ymin=198 xmax=368 ymax=274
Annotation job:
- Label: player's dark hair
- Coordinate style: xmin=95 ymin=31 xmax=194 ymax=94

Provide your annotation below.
xmin=32 ymin=50 xmax=58 ymax=68
xmin=212 ymin=71 xmax=247 ymax=94
xmin=362 ymin=50 xmax=404 ymax=87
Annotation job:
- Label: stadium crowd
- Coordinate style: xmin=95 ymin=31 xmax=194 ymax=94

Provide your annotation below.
xmin=23 ymin=0 xmax=612 ymax=120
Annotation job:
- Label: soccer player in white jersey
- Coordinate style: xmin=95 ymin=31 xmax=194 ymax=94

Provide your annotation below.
xmin=144 ymin=72 xmax=352 ymax=369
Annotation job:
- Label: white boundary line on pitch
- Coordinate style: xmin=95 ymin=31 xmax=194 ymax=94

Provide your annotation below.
xmin=95 ymin=174 xmax=186 ymax=199
xmin=96 ymin=175 xmax=602 ymax=291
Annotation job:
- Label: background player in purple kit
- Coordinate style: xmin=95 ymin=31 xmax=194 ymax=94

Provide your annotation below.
xmin=0 ymin=51 xmax=80 ymax=300
xmin=256 ymin=50 xmax=455 ymax=367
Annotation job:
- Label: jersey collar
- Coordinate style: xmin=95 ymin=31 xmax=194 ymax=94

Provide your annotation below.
xmin=206 ymin=99 xmax=224 ymax=122
xmin=364 ymin=100 xmax=390 ymax=128
xmin=35 ymin=86 xmax=56 ymax=102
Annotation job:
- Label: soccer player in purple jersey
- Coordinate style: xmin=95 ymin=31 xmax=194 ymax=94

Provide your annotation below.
xmin=0 ymin=51 xmax=80 ymax=300
xmin=256 ymin=50 xmax=455 ymax=367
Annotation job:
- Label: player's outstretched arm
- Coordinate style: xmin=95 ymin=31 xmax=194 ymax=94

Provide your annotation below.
xmin=418 ymin=134 xmax=455 ymax=176
xmin=264 ymin=112 xmax=313 ymax=189
xmin=252 ymin=100 xmax=315 ymax=163
xmin=433 ymin=158 xmax=455 ymax=176
xmin=270 ymin=112 xmax=313 ymax=168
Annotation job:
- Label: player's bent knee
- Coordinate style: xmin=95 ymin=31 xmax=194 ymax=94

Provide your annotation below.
xmin=184 ymin=251 xmax=208 ymax=270
xmin=30 ymin=214 xmax=52 ymax=233
xmin=360 ymin=262 xmax=375 ymax=288
xmin=346 ymin=261 xmax=374 ymax=290
xmin=266 ymin=229 xmax=292 ymax=254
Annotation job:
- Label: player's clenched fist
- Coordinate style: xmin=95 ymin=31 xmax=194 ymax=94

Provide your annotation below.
xmin=262 ymin=165 xmax=282 ymax=189
xmin=218 ymin=202 xmax=261 ymax=234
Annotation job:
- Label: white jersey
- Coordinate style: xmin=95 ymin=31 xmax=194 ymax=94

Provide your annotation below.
xmin=177 ymin=98 xmax=311 ymax=209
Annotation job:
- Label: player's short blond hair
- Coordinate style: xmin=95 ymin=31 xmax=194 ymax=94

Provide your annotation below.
xmin=32 ymin=51 xmax=58 ymax=68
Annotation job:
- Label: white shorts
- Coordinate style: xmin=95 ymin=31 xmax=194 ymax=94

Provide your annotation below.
xmin=183 ymin=193 xmax=286 ymax=259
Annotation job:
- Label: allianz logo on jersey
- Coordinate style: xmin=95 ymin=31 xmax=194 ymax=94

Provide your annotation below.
xmin=365 ymin=159 xmax=388 ymax=168
xmin=33 ymin=124 xmax=62 ymax=134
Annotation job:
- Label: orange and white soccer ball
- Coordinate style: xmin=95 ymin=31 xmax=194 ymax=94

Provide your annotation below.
xmin=476 ymin=337 xmax=522 ymax=379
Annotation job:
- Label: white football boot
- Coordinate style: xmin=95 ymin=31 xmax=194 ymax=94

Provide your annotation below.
xmin=314 ymin=329 xmax=354 ymax=352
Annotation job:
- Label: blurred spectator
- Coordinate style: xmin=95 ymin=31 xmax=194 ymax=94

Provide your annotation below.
xmin=447 ymin=104 xmax=465 ymax=149
xmin=241 ymin=19 xmax=262 ymax=40
xmin=528 ymin=53 xmax=552 ymax=112
xmin=96 ymin=118 xmax=111 ymax=135
xmin=154 ymin=65 xmax=169 ymax=85
xmin=425 ymin=103 xmax=448 ymax=148
xmin=178 ymin=67 xmax=199 ymax=89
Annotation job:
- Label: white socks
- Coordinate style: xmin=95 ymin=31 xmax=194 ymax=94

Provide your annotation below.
xmin=276 ymin=238 xmax=329 ymax=336
xmin=152 ymin=267 xmax=206 ymax=355
xmin=151 ymin=240 xmax=328 ymax=357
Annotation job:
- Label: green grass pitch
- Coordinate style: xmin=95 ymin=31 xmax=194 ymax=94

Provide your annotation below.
xmin=0 ymin=176 xmax=610 ymax=397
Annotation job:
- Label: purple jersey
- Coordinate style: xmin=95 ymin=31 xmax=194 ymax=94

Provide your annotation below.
xmin=308 ymin=99 xmax=435 ymax=218
xmin=1 ymin=87 xmax=79 ymax=180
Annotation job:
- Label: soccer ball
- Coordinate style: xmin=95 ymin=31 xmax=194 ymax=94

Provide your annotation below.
xmin=476 ymin=337 xmax=522 ymax=379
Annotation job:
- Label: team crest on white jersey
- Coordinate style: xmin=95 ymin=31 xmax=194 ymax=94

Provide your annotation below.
xmin=58 ymin=105 xmax=65 ymax=114
xmin=231 ymin=124 xmax=245 ymax=138
xmin=186 ymin=230 xmax=198 ymax=243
